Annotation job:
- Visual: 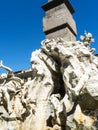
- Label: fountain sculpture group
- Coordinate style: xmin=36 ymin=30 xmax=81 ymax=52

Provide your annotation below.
xmin=0 ymin=32 xmax=98 ymax=130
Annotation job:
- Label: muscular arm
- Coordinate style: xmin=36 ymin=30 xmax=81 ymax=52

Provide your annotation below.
xmin=0 ymin=60 xmax=13 ymax=74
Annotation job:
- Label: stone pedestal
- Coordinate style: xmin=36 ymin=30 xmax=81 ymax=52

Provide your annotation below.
xmin=42 ymin=0 xmax=77 ymax=41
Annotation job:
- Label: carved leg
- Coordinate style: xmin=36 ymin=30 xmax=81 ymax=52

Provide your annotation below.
xmin=1 ymin=87 xmax=12 ymax=114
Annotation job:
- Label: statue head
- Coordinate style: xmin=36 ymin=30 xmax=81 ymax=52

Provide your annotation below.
xmin=30 ymin=50 xmax=45 ymax=77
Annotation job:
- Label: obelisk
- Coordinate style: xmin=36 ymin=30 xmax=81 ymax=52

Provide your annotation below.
xmin=42 ymin=0 xmax=77 ymax=41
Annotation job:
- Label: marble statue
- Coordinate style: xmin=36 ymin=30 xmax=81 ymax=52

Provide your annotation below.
xmin=0 ymin=61 xmax=24 ymax=114
xmin=0 ymin=32 xmax=98 ymax=130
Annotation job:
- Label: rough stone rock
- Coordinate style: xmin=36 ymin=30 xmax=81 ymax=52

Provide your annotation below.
xmin=0 ymin=33 xmax=98 ymax=130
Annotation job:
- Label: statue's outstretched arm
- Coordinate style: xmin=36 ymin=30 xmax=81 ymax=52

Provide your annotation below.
xmin=0 ymin=60 xmax=13 ymax=74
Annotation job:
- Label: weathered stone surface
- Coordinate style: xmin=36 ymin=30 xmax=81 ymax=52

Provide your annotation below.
xmin=42 ymin=0 xmax=77 ymax=41
xmin=0 ymin=32 xmax=98 ymax=130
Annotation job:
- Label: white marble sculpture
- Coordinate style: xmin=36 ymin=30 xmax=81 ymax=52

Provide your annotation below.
xmin=0 ymin=32 xmax=98 ymax=130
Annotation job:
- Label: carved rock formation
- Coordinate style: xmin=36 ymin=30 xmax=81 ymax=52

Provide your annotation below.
xmin=0 ymin=34 xmax=98 ymax=130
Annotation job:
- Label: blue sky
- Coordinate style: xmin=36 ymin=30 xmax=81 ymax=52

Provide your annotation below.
xmin=0 ymin=0 xmax=98 ymax=74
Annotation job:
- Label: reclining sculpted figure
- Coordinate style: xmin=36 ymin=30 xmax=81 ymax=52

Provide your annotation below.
xmin=0 ymin=60 xmax=23 ymax=114
xmin=41 ymin=38 xmax=98 ymax=107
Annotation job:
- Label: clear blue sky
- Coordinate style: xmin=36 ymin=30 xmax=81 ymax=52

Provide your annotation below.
xmin=0 ymin=0 xmax=98 ymax=74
